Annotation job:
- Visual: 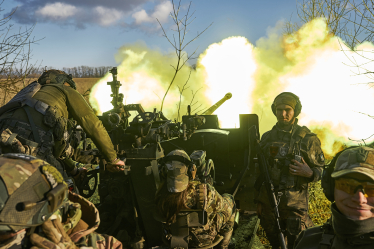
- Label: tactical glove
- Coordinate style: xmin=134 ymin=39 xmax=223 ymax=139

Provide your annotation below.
xmin=30 ymin=219 xmax=78 ymax=249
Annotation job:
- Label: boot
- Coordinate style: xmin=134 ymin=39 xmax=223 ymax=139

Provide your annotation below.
xmin=217 ymin=228 xmax=233 ymax=249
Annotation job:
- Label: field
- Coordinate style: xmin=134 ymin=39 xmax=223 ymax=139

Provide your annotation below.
xmin=1 ymin=77 xmax=332 ymax=248
xmin=0 ymin=78 xmax=100 ymax=106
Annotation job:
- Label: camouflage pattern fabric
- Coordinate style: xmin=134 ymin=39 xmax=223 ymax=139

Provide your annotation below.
xmin=255 ymin=122 xmax=324 ymax=249
xmin=294 ymin=147 xmax=374 ymax=249
xmin=165 ymin=149 xmax=192 ymax=193
xmin=332 ymin=146 xmax=374 ymax=180
xmin=166 ymin=161 xmax=189 ymax=193
xmin=274 ymin=93 xmax=297 ymax=110
xmin=0 ymin=154 xmax=48 ymax=195
xmin=38 ymin=69 xmax=76 ymax=90
xmin=0 ymin=81 xmax=117 ymax=163
xmin=183 ymin=181 xmax=235 ymax=247
xmin=66 ymin=192 xmax=122 ymax=249
xmin=0 ymin=126 xmax=68 ymax=180
xmin=0 ymin=154 xmax=122 ymax=249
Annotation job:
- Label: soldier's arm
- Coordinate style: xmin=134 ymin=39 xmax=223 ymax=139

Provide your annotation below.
xmin=301 ymin=135 xmax=325 ymax=182
xmin=205 ymin=184 xmax=234 ymax=219
xmin=64 ymin=86 xmax=117 ymax=163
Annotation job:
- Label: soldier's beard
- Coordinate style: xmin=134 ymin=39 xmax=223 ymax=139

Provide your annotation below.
xmin=277 ymin=117 xmax=296 ymax=130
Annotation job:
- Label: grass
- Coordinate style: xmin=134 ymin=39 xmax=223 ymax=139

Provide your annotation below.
xmin=0 ymin=78 xmax=99 ymax=107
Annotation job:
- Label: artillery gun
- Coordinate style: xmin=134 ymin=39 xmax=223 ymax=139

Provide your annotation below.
xmin=78 ymin=67 xmax=261 ymax=248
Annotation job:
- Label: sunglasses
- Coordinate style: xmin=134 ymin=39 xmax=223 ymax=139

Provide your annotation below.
xmin=335 ymin=178 xmax=374 ymax=198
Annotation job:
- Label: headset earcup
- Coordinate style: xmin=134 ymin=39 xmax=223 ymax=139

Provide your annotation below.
xmin=294 ymin=101 xmax=302 ymax=117
xmin=321 ymin=167 xmax=334 ymax=202
xmin=271 ymin=103 xmax=276 ymax=115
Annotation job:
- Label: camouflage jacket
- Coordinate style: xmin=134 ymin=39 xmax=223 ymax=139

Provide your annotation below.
xmin=172 ymin=181 xmax=235 ymax=247
xmin=255 ymin=122 xmax=324 ymax=211
xmin=0 ymin=84 xmax=117 ymax=163
xmin=0 ymin=192 xmax=122 ymax=249
xmin=64 ymin=192 xmax=122 ymax=249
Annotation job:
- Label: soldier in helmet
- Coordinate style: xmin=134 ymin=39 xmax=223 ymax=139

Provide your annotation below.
xmin=155 ymin=149 xmax=236 ymax=249
xmin=0 ymin=70 xmax=124 ymax=181
xmin=0 ymin=153 xmax=122 ymax=249
xmin=295 ymin=146 xmax=374 ymax=249
xmin=254 ymin=92 xmax=325 ymax=248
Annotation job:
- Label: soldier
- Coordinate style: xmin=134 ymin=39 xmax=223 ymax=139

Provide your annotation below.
xmin=295 ymin=146 xmax=374 ymax=249
xmin=0 ymin=153 xmax=122 ymax=249
xmin=155 ymin=149 xmax=236 ymax=249
xmin=0 ymin=70 xmax=124 ymax=181
xmin=254 ymin=92 xmax=325 ymax=248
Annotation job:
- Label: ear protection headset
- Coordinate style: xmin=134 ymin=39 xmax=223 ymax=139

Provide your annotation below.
xmin=271 ymin=92 xmax=302 ymax=117
xmin=162 ymin=154 xmax=197 ymax=180
xmin=321 ymin=147 xmax=358 ymax=202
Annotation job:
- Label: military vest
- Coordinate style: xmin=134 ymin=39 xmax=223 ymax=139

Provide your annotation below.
xmin=0 ymin=82 xmax=75 ymax=159
xmin=259 ymin=122 xmax=311 ymax=190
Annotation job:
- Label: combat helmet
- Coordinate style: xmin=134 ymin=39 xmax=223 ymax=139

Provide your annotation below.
xmin=164 ymin=150 xmax=196 ymax=193
xmin=0 ymin=153 xmax=68 ymax=232
xmin=38 ymin=69 xmax=77 ymax=90
xmin=271 ymin=92 xmax=302 ymax=117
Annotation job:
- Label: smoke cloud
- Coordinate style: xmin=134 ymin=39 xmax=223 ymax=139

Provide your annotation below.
xmin=90 ymin=18 xmax=374 ymax=157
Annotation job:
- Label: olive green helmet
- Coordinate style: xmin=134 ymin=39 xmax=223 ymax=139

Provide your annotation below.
xmin=38 ymin=69 xmax=77 ymax=90
xmin=0 ymin=154 xmax=68 ymax=232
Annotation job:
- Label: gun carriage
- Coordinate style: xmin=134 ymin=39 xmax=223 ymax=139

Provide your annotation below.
xmin=78 ymin=67 xmax=261 ymax=248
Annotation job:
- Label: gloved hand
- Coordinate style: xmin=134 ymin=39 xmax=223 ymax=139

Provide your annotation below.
xmin=30 ymin=219 xmax=78 ymax=249
xmin=72 ymin=167 xmax=88 ymax=183
xmin=106 ymin=158 xmax=126 ymax=172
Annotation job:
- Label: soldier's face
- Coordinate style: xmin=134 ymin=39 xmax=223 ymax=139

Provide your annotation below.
xmin=275 ymin=104 xmax=295 ymax=126
xmin=334 ymin=174 xmax=374 ymax=220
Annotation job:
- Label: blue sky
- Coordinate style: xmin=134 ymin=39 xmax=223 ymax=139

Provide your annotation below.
xmin=2 ymin=0 xmax=300 ymax=69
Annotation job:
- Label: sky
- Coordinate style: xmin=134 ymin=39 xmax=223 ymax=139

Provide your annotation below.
xmin=2 ymin=0 xmax=300 ymax=68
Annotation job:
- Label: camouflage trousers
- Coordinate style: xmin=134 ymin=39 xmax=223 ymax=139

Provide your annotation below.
xmin=190 ymin=193 xmax=236 ymax=247
xmin=258 ymin=201 xmax=313 ymax=249
xmin=0 ymin=125 xmax=68 ymax=180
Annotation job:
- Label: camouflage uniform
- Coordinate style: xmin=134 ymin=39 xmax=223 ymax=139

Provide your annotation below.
xmin=0 ymin=153 xmax=122 ymax=249
xmin=255 ymin=93 xmax=325 ymax=249
xmin=158 ymin=150 xmax=236 ymax=249
xmin=0 ymin=70 xmax=118 ymax=180
xmin=295 ymin=147 xmax=374 ymax=249
xmin=183 ymin=181 xmax=235 ymax=248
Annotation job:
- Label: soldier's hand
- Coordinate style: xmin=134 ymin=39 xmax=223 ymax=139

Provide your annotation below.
xmin=106 ymin=159 xmax=126 ymax=172
xmin=30 ymin=219 xmax=78 ymax=249
xmin=73 ymin=167 xmax=88 ymax=183
xmin=289 ymin=158 xmax=313 ymax=178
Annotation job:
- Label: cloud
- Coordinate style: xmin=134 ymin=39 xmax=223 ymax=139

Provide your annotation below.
xmin=7 ymin=0 xmax=172 ymax=30
xmin=35 ymin=2 xmax=78 ymax=19
xmin=132 ymin=1 xmax=172 ymax=24
xmin=94 ymin=6 xmax=123 ymax=26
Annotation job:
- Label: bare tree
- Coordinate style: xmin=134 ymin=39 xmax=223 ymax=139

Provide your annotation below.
xmin=0 ymin=2 xmax=41 ymax=105
xmin=285 ymin=0 xmax=374 ymax=49
xmin=157 ymin=0 xmax=212 ymax=112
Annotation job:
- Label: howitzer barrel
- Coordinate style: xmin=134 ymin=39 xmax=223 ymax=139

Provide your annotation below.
xmin=202 ymin=92 xmax=232 ymax=115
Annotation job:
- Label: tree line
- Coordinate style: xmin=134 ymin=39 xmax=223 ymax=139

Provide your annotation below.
xmin=6 ymin=66 xmax=114 ymax=79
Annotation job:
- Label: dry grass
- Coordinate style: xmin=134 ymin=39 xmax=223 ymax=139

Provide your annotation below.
xmin=0 ymin=78 xmax=100 ymax=106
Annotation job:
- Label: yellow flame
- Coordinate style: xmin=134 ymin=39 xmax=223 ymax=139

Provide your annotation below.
xmin=90 ymin=19 xmax=374 ymax=158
